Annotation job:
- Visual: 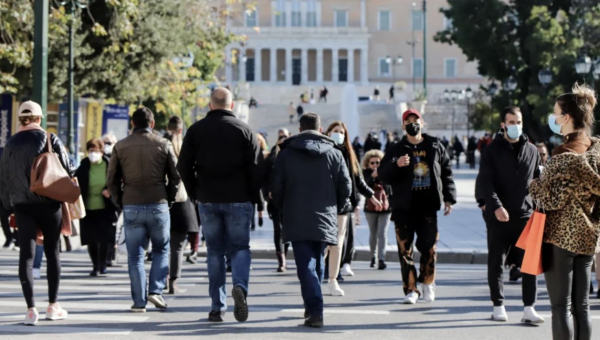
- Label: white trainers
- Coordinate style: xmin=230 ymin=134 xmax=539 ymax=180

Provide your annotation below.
xmin=24 ymin=309 xmax=39 ymax=325
xmin=403 ymin=291 xmax=419 ymax=304
xmin=491 ymin=306 xmax=508 ymax=322
xmin=32 ymin=268 xmax=41 ymax=279
xmin=521 ymin=306 xmax=545 ymax=325
xmin=327 ymin=280 xmax=345 ymax=296
xmin=45 ymin=304 xmax=68 ymax=321
xmin=340 ymin=264 xmax=355 ymax=276
xmin=422 ymin=284 xmax=436 ymax=303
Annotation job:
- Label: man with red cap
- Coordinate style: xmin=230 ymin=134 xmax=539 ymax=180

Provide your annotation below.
xmin=379 ymin=109 xmax=457 ymax=305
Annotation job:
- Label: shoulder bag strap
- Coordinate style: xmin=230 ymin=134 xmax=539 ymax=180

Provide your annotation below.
xmin=46 ymin=132 xmax=53 ymax=154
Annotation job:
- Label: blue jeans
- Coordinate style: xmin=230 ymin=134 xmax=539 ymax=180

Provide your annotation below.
xmin=33 ymin=244 xmax=44 ymax=269
xmin=123 ymin=204 xmax=170 ymax=307
xmin=198 ymin=202 xmax=253 ymax=311
xmin=292 ymin=241 xmax=327 ymax=317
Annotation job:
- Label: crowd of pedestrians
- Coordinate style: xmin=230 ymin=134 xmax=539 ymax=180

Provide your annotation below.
xmin=2 ymin=84 xmax=600 ymax=338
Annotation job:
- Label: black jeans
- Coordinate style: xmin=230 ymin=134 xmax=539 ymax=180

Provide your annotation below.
xmin=271 ymin=207 xmax=288 ymax=254
xmin=341 ymin=213 xmax=355 ymax=265
xmin=169 ymin=230 xmax=187 ymax=279
xmin=487 ymin=218 xmax=537 ymax=306
xmin=543 ymin=243 xmax=593 ymax=340
xmin=88 ymin=242 xmax=109 ymax=272
xmin=15 ymin=203 xmax=62 ymax=309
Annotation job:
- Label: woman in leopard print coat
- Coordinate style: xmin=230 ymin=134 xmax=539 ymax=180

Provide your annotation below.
xmin=529 ymin=83 xmax=599 ymax=340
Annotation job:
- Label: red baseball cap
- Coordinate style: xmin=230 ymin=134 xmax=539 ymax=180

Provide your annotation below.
xmin=402 ymin=109 xmax=422 ymax=122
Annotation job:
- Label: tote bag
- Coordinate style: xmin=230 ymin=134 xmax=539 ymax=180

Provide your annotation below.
xmin=68 ymin=178 xmax=86 ymax=220
xmin=516 ymin=210 xmax=546 ymax=276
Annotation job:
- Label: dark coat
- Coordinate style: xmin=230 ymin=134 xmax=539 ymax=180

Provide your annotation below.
xmin=363 ymin=168 xmax=392 ymax=213
xmin=478 ymin=133 xmax=541 ymax=222
xmin=271 ymin=131 xmax=352 ymax=245
xmin=378 ymin=134 xmax=457 ymax=213
xmin=337 ymin=145 xmax=374 ymax=210
xmin=177 ymin=109 xmax=262 ymax=205
xmin=364 ymin=138 xmax=382 ymax=153
xmin=0 ymin=130 xmax=72 ymax=211
xmin=75 ymin=156 xmax=120 ymax=223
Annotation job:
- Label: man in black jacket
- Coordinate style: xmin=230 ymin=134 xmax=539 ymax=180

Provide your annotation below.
xmin=379 ymin=109 xmax=456 ymax=305
xmin=478 ymin=106 xmax=543 ymax=324
xmin=177 ymin=87 xmax=261 ymax=323
xmin=271 ymin=113 xmax=352 ymax=328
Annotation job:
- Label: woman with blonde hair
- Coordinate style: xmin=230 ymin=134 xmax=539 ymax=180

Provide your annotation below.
xmin=530 ymin=83 xmax=600 ymax=340
xmin=324 ymin=121 xmax=382 ymax=296
xmin=362 ymin=149 xmax=392 ymax=270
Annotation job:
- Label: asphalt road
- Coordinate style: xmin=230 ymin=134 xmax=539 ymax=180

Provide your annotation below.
xmin=1 ymin=249 xmax=599 ymax=339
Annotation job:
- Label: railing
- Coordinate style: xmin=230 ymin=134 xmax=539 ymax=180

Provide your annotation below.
xmin=230 ymin=26 xmax=369 ymax=36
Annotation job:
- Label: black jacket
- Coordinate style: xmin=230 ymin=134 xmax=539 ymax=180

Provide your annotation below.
xmin=177 ymin=109 xmax=262 ymax=204
xmin=478 ymin=133 xmax=541 ymax=222
xmin=271 ymin=131 xmax=352 ymax=245
xmin=363 ymin=168 xmax=392 ymax=213
xmin=378 ymin=134 xmax=457 ymax=213
xmin=337 ymin=145 xmax=373 ymax=210
xmin=0 ymin=130 xmax=72 ymax=211
xmin=75 ymin=156 xmax=120 ymax=223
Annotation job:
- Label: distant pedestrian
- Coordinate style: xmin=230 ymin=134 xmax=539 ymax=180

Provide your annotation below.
xmin=352 ymin=137 xmax=364 ymax=161
xmin=319 ymin=86 xmax=329 ymax=103
xmin=389 ymin=85 xmax=395 ymax=102
xmin=536 ymin=143 xmax=549 ymax=165
xmin=362 ymin=150 xmax=392 ymax=270
xmin=108 ymin=107 xmax=181 ymax=313
xmin=379 ymin=109 xmax=456 ymax=305
xmin=75 ymin=138 xmax=120 ymax=277
xmin=467 ymin=136 xmax=477 ymax=169
xmin=297 ymin=104 xmax=304 ymax=120
xmin=453 ymin=135 xmax=464 ymax=168
xmin=177 ymin=87 xmax=261 ymax=323
xmin=288 ymin=102 xmax=295 ymax=124
xmin=0 ymin=101 xmax=73 ymax=325
xmin=271 ymin=113 xmax=352 ymax=328
xmin=101 ymin=132 xmax=119 ymax=266
xmin=374 ymin=86 xmax=380 ymax=101
xmin=364 ymin=132 xmax=382 ymax=153
xmin=478 ymin=106 xmax=543 ymax=323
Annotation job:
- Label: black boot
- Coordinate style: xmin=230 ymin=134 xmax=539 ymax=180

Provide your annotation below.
xmin=277 ymin=252 xmax=286 ymax=273
xmin=378 ymin=260 xmax=387 ymax=270
xmin=370 ymin=258 xmax=376 ymax=268
xmin=168 ymin=278 xmax=179 ymax=294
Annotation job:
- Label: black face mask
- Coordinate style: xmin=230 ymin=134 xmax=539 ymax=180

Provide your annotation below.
xmin=405 ymin=123 xmax=421 ymax=137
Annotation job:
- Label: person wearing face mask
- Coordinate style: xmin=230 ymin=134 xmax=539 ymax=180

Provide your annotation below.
xmin=324 ymin=122 xmax=382 ymax=296
xmin=530 ymin=83 xmax=600 ymax=340
xmin=101 ymin=133 xmax=119 ymax=267
xmin=75 ymin=138 xmax=120 ymax=277
xmin=379 ymin=109 xmax=456 ymax=305
xmin=477 ymin=106 xmax=543 ymax=324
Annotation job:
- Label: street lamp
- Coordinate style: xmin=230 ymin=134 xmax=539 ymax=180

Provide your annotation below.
xmin=504 ymin=76 xmax=517 ymax=92
xmin=575 ymin=55 xmax=593 ymax=75
xmin=594 ymin=58 xmax=600 ymax=80
xmin=465 ymin=86 xmax=473 ymax=136
xmin=488 ymin=81 xmax=498 ymax=132
xmin=407 ymin=2 xmax=419 ymax=91
xmin=386 ymin=55 xmax=403 ymax=85
xmin=538 ymin=69 xmax=553 ymax=86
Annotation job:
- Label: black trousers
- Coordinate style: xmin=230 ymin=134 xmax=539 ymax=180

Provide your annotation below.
xmin=15 ymin=203 xmax=62 ymax=309
xmin=341 ymin=213 xmax=355 ymax=265
xmin=543 ymin=243 xmax=593 ymax=340
xmin=271 ymin=207 xmax=288 ymax=254
xmin=487 ymin=218 xmax=537 ymax=306
xmin=88 ymin=242 xmax=109 ymax=271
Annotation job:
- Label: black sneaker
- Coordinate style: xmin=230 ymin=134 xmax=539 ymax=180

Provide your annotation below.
xmin=509 ymin=267 xmax=522 ymax=282
xmin=99 ymin=268 xmax=108 ymax=276
xmin=378 ymin=260 xmax=387 ymax=270
xmin=304 ymin=310 xmax=309 ymax=319
xmin=208 ymin=310 xmax=225 ymax=322
xmin=2 ymin=239 xmax=12 ymax=248
xmin=370 ymin=258 xmax=376 ymax=268
xmin=226 ymin=266 xmax=232 ymax=273
xmin=89 ymin=270 xmax=98 ymax=277
xmin=232 ymin=285 xmax=249 ymax=322
xmin=148 ymin=294 xmax=168 ymax=310
xmin=304 ymin=315 xmax=324 ymax=328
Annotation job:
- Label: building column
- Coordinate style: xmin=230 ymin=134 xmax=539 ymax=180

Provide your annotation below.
xmin=254 ymin=48 xmax=262 ymax=83
xmin=285 ymin=48 xmax=293 ymax=84
xmin=360 ymin=47 xmax=368 ymax=85
xmin=270 ymin=48 xmax=277 ymax=82
xmin=316 ymin=48 xmax=324 ymax=83
xmin=239 ymin=48 xmax=246 ymax=82
xmin=348 ymin=49 xmax=354 ymax=83
xmin=225 ymin=47 xmax=233 ymax=83
xmin=301 ymin=48 xmax=308 ymax=84
xmin=286 ymin=0 xmax=292 ymax=27
xmin=360 ymin=0 xmax=366 ymax=28
xmin=332 ymin=48 xmax=339 ymax=83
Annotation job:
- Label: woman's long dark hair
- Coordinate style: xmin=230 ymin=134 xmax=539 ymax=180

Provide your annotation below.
xmin=326 ymin=121 xmax=359 ymax=175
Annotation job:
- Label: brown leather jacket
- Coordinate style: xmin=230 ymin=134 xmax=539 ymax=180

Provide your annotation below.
xmin=107 ymin=128 xmax=180 ymax=206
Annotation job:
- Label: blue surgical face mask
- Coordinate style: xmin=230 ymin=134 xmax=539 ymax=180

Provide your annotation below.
xmin=505 ymin=125 xmax=523 ymax=140
xmin=548 ymin=114 xmax=564 ymax=135
xmin=331 ymin=132 xmax=345 ymax=145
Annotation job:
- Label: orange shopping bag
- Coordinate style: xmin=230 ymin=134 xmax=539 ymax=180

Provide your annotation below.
xmin=515 ymin=211 xmax=546 ymax=275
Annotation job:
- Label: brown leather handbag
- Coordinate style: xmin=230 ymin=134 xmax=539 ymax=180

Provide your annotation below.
xmin=30 ymin=132 xmax=81 ymax=204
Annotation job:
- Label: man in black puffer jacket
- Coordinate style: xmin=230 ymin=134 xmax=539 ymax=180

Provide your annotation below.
xmin=271 ymin=113 xmax=352 ymax=328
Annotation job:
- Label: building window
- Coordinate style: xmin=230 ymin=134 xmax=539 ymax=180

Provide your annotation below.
xmin=275 ymin=0 xmax=286 ymax=27
xmin=291 ymin=0 xmax=301 ymax=27
xmin=413 ymin=58 xmax=423 ymax=78
xmin=412 ymin=10 xmax=423 ymax=31
xmin=245 ymin=10 xmax=258 ymax=27
xmin=335 ymin=10 xmax=348 ymax=28
xmin=379 ymin=10 xmax=391 ymax=31
xmin=307 ymin=0 xmax=317 ymax=27
xmin=379 ymin=58 xmax=390 ymax=77
xmin=445 ymin=58 xmax=457 ymax=78
xmin=444 ymin=16 xmax=453 ymax=30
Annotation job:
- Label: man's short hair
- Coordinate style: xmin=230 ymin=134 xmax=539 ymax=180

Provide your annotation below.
xmin=210 ymin=87 xmax=233 ymax=109
xmin=132 ymin=107 xmax=154 ymax=128
xmin=501 ymin=106 xmax=522 ymax=122
xmin=299 ymin=113 xmax=321 ymax=132
xmin=168 ymin=116 xmax=183 ymax=132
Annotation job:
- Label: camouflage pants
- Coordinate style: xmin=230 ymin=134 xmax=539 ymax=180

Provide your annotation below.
xmin=395 ymin=214 xmax=439 ymax=296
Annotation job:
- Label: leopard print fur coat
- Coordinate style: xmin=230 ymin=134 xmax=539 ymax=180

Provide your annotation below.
xmin=529 ymin=137 xmax=600 ymax=255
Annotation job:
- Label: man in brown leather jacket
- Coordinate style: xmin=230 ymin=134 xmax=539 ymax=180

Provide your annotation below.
xmin=107 ymin=107 xmax=180 ymax=313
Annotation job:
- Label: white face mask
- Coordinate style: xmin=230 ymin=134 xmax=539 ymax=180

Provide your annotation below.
xmin=88 ymin=152 xmax=102 ymax=163
xmin=331 ymin=132 xmax=345 ymax=145
xmin=103 ymin=144 xmax=114 ymax=155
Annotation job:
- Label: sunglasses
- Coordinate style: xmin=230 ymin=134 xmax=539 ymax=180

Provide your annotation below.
xmin=278 ymin=135 xmax=287 ymax=140
xmin=370 ymin=161 xmax=380 ymax=165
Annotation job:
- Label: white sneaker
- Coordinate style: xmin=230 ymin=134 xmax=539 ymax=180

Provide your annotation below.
xmin=491 ymin=306 xmax=508 ymax=322
xmin=403 ymin=291 xmax=419 ymax=304
xmin=45 ymin=304 xmax=68 ymax=321
xmin=32 ymin=268 xmax=41 ymax=279
xmin=521 ymin=306 xmax=545 ymax=325
xmin=24 ymin=309 xmax=39 ymax=325
xmin=340 ymin=264 xmax=355 ymax=276
xmin=327 ymin=280 xmax=344 ymax=296
xmin=422 ymin=284 xmax=436 ymax=303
